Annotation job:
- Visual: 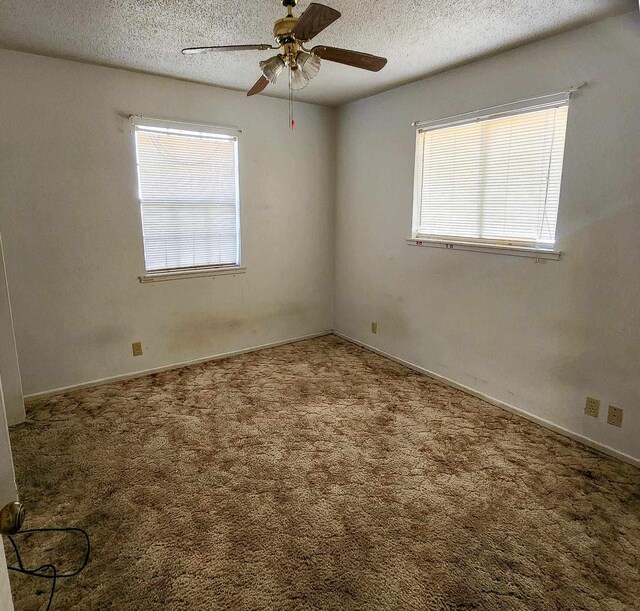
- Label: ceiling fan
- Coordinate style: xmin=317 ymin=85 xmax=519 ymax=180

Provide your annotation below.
xmin=182 ymin=0 xmax=388 ymax=98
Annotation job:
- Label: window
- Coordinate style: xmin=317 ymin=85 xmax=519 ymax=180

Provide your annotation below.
xmin=133 ymin=118 xmax=241 ymax=278
xmin=412 ymin=95 xmax=569 ymax=253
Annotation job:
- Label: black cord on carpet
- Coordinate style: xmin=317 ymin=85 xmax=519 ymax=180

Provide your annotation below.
xmin=6 ymin=527 xmax=90 ymax=611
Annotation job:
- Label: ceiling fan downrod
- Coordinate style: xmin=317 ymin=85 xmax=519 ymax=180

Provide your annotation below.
xmin=282 ymin=0 xmax=297 ymax=14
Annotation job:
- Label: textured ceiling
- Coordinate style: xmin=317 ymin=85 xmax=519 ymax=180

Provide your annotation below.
xmin=0 ymin=0 xmax=635 ymax=106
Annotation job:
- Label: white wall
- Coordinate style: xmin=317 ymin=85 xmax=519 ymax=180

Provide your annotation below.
xmin=0 ymin=375 xmax=18 ymax=610
xmin=0 ymin=547 xmax=12 ymax=611
xmin=0 ymin=236 xmax=24 ymax=425
xmin=0 ymin=50 xmax=335 ymax=396
xmin=334 ymin=12 xmax=640 ymax=461
xmin=0 ymin=377 xmax=18 ymax=509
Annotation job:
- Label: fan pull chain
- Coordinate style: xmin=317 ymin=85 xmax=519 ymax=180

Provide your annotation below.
xmin=288 ymin=68 xmax=295 ymax=130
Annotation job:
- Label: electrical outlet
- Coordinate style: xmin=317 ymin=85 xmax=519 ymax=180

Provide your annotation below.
xmin=584 ymin=396 xmax=600 ymax=418
xmin=371 ymin=322 xmax=378 ymax=334
xmin=132 ymin=341 xmax=143 ymax=357
xmin=607 ymin=405 xmax=623 ymax=427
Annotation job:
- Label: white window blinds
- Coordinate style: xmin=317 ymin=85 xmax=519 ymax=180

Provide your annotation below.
xmin=413 ymin=101 xmax=569 ymax=248
xmin=133 ymin=120 xmax=240 ymax=273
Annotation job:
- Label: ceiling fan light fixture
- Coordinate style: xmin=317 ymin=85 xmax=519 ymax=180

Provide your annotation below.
xmin=182 ymin=2 xmax=388 ymax=120
xmin=297 ymin=51 xmax=321 ymax=81
xmin=289 ymin=66 xmax=310 ymax=90
xmin=259 ymin=55 xmax=285 ymax=84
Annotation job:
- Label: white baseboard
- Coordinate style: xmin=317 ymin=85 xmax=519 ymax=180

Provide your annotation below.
xmin=333 ymin=331 xmax=640 ymax=469
xmin=23 ymin=331 xmax=332 ymax=403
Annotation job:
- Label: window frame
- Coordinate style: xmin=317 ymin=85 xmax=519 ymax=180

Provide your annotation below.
xmin=410 ymin=93 xmax=572 ymax=260
xmin=131 ymin=116 xmax=245 ymax=282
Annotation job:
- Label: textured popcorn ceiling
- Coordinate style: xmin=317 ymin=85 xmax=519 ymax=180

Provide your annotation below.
xmin=0 ymin=0 xmax=635 ymax=106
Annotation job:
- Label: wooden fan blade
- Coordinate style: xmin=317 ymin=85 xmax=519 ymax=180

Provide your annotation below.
xmin=182 ymin=44 xmax=273 ymax=55
xmin=312 ymin=46 xmax=387 ymax=71
xmin=247 ymin=75 xmax=269 ymax=97
xmin=291 ymin=3 xmax=341 ymax=41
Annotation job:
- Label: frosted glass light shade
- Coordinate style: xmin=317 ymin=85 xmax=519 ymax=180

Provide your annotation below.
xmin=290 ymin=67 xmax=309 ymax=90
xmin=260 ymin=55 xmax=285 ymax=84
xmin=297 ymin=52 xmax=321 ymax=80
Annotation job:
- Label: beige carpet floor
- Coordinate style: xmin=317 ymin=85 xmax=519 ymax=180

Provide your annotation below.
xmin=5 ymin=335 xmax=640 ymax=610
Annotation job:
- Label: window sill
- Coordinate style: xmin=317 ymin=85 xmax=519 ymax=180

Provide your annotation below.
xmin=139 ymin=266 xmax=246 ymax=283
xmin=406 ymin=238 xmax=561 ymax=261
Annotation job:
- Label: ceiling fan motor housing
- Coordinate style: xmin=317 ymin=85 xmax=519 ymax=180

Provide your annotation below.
xmin=274 ymin=17 xmax=298 ymax=41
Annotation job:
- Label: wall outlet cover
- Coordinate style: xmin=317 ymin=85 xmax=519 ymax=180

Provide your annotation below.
xmin=584 ymin=396 xmax=600 ymax=417
xmin=607 ymin=405 xmax=623 ymax=427
xmin=132 ymin=341 xmax=143 ymax=357
xmin=371 ymin=322 xmax=378 ymax=334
